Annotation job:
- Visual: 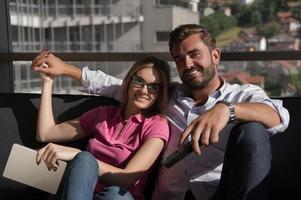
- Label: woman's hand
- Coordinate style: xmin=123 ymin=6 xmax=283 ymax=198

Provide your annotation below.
xmin=32 ymin=49 xmax=82 ymax=80
xmin=36 ymin=143 xmax=81 ymax=171
xmin=39 ymin=63 xmax=54 ymax=83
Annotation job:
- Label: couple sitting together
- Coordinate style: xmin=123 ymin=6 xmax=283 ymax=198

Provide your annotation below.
xmin=32 ymin=24 xmax=289 ymax=200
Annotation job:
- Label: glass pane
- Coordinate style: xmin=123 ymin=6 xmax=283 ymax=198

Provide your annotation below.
xmin=199 ymin=1 xmax=301 ymax=52
xmin=13 ymin=60 xmax=179 ymax=95
xmin=8 ymin=0 xmax=301 ymax=96
xmin=220 ymin=60 xmax=301 ymax=97
xmin=156 ymin=31 xmax=170 ymax=42
xmin=13 ymin=61 xmax=132 ymax=94
xmin=12 ymin=59 xmax=301 ymax=97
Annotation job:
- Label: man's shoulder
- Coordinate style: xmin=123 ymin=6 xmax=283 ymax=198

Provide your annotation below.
xmin=222 ymin=82 xmax=269 ymax=101
xmin=225 ymin=82 xmax=263 ymax=91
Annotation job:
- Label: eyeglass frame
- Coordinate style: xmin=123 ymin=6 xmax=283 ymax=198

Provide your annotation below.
xmin=131 ymin=75 xmax=162 ymax=94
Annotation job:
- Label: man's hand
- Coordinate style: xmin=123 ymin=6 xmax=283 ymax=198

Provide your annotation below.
xmin=179 ymin=103 xmax=230 ymax=155
xmin=32 ymin=49 xmax=82 ymax=80
xmin=32 ymin=49 xmax=68 ymax=77
xmin=36 ymin=143 xmax=81 ymax=171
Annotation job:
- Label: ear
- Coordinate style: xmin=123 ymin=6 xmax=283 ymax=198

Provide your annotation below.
xmin=211 ymin=48 xmax=221 ymax=65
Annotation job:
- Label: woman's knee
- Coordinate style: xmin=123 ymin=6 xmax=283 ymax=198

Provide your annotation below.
xmin=58 ymin=152 xmax=99 ymax=200
xmin=69 ymin=151 xmax=99 ymax=174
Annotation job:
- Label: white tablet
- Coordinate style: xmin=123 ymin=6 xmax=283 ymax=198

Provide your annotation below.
xmin=3 ymin=143 xmax=67 ymax=194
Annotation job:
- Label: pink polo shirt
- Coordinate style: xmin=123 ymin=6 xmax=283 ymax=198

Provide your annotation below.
xmin=80 ymin=105 xmax=170 ymax=200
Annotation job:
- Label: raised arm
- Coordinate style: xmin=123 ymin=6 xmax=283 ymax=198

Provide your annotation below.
xmin=32 ymin=50 xmax=82 ymax=81
xmin=32 ymin=50 xmax=123 ymax=101
xmin=36 ymin=69 xmax=86 ymax=143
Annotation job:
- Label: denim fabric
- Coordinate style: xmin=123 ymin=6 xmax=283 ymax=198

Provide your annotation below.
xmin=93 ymin=186 xmax=134 ymax=200
xmin=59 ymin=151 xmax=99 ymax=200
xmin=211 ymin=122 xmax=272 ymax=200
xmin=55 ymin=151 xmax=134 ymax=200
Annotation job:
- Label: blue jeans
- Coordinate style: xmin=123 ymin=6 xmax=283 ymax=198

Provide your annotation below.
xmin=93 ymin=186 xmax=134 ymax=200
xmin=210 ymin=122 xmax=272 ymax=200
xmin=56 ymin=151 xmax=134 ymax=200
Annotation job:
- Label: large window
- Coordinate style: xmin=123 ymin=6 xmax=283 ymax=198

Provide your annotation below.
xmin=156 ymin=31 xmax=170 ymax=42
xmin=2 ymin=0 xmax=301 ymax=97
xmin=220 ymin=60 xmax=301 ymax=97
xmin=199 ymin=0 xmax=301 ymax=52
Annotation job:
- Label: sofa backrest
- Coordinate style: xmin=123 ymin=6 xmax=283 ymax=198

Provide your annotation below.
xmin=0 ymin=94 xmax=300 ymax=199
xmin=270 ymin=97 xmax=301 ymax=199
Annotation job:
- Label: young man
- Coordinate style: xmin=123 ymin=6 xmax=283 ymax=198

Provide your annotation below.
xmin=32 ymin=24 xmax=289 ymax=200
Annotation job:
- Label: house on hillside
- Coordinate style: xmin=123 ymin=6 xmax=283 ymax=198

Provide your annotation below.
xmin=266 ymin=61 xmax=300 ymax=96
xmin=276 ymin=11 xmax=293 ymax=23
xmin=222 ymin=71 xmax=264 ymax=88
xmin=288 ymin=18 xmax=301 ymax=36
xmin=202 ymin=2 xmax=231 ymax=16
xmin=287 ymin=1 xmax=301 ymax=14
xmin=226 ymin=35 xmax=266 ymax=51
xmin=206 ymin=0 xmax=232 ymax=5
xmin=266 ymin=61 xmax=299 ymax=86
xmin=203 ymin=7 xmax=215 ymax=16
xmin=276 ymin=11 xmax=301 ymax=36
xmin=240 ymin=0 xmax=254 ymax=5
xmin=268 ymin=34 xmax=299 ymax=50
xmin=222 ymin=6 xmax=231 ymax=16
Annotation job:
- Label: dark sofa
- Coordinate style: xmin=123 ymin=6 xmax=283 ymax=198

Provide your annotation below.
xmin=0 ymin=93 xmax=300 ymax=199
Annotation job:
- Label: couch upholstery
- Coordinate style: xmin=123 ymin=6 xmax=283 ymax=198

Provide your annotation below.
xmin=0 ymin=93 xmax=300 ymax=199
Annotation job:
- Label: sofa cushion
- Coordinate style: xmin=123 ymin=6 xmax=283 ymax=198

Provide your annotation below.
xmin=1 ymin=94 xmax=301 ymax=199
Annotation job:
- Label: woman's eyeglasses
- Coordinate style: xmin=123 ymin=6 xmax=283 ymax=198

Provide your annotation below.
xmin=131 ymin=75 xmax=161 ymax=94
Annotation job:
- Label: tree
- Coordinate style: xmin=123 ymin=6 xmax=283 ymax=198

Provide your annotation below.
xmin=237 ymin=4 xmax=253 ymax=26
xmin=251 ymin=10 xmax=262 ymax=26
xmin=274 ymin=0 xmax=289 ymax=11
xmin=229 ymin=0 xmax=242 ymax=17
xmin=293 ymin=7 xmax=301 ymax=21
xmin=198 ymin=0 xmax=207 ymax=16
xmin=261 ymin=0 xmax=276 ymax=22
xmin=256 ymin=22 xmax=281 ymax=39
xmin=200 ymin=13 xmax=237 ymax=35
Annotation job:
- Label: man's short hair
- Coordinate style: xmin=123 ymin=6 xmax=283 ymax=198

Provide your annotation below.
xmin=169 ymin=24 xmax=216 ymax=54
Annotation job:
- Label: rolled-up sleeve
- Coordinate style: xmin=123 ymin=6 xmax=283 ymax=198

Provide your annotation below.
xmin=263 ymin=98 xmax=290 ymax=135
xmin=226 ymin=84 xmax=290 ymax=135
xmin=240 ymin=84 xmax=290 ymax=134
xmin=81 ymin=66 xmax=123 ymax=101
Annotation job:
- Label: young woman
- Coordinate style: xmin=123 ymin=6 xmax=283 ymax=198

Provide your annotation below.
xmin=35 ymin=56 xmax=171 ymax=200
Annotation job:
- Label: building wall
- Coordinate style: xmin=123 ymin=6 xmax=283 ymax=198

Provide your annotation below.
xmin=141 ymin=0 xmax=199 ymax=52
xmin=10 ymin=0 xmax=199 ymax=93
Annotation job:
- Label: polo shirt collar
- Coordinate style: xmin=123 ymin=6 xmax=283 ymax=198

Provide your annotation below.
xmin=114 ymin=106 xmax=144 ymax=123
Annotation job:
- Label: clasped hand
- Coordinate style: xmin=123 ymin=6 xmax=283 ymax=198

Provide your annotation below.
xmin=31 ymin=49 xmax=67 ymax=78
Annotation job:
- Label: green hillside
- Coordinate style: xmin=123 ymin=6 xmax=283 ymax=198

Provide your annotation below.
xmin=216 ymin=27 xmax=242 ymax=48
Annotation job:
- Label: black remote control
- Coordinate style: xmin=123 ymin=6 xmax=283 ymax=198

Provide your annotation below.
xmin=161 ymin=142 xmax=194 ymax=168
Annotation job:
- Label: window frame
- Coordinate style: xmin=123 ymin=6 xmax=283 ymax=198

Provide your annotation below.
xmin=155 ymin=31 xmax=170 ymax=43
xmin=0 ymin=0 xmax=13 ymax=93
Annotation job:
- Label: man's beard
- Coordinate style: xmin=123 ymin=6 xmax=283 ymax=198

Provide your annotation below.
xmin=181 ymin=64 xmax=216 ymax=89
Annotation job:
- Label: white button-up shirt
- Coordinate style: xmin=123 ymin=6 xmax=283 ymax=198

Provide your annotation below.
xmin=81 ymin=67 xmax=290 ymax=200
